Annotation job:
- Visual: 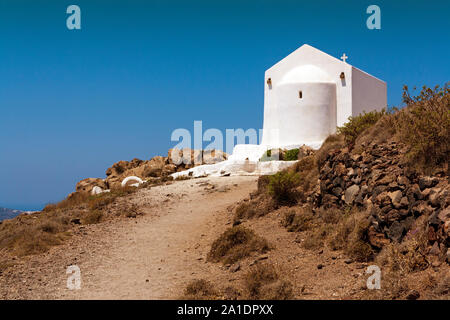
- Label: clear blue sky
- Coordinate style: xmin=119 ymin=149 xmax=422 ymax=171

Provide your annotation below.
xmin=0 ymin=0 xmax=449 ymax=210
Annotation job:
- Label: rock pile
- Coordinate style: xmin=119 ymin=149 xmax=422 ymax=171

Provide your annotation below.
xmin=75 ymin=149 xmax=227 ymax=193
xmin=316 ymin=140 xmax=449 ymax=251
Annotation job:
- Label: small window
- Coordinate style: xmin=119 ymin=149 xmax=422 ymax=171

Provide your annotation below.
xmin=299 ymin=91 xmax=303 ymax=99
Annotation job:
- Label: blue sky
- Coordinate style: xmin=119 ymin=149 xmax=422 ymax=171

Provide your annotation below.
xmin=0 ymin=0 xmax=449 ymax=210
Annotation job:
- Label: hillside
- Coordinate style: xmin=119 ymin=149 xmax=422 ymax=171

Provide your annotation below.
xmin=0 ymin=85 xmax=448 ymax=300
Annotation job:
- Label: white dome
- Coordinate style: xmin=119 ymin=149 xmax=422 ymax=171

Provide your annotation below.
xmin=280 ymin=64 xmax=333 ymax=84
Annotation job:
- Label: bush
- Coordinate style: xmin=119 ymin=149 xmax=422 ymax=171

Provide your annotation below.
xmin=244 ymin=263 xmax=293 ymax=299
xmin=260 ymin=149 xmax=273 ymax=162
xmin=337 ymin=109 xmax=386 ymax=146
xmin=260 ymin=149 xmax=283 ymax=161
xmin=284 ymin=148 xmax=299 ymax=161
xmin=267 ymin=171 xmax=300 ymax=206
xmin=182 ymin=279 xmax=218 ymax=300
xmin=395 ymin=85 xmax=450 ymax=172
xmin=280 ymin=208 xmax=315 ymax=232
xmin=327 ymin=211 xmax=374 ymax=262
xmin=0 ymin=213 xmax=72 ymax=256
xmin=289 ymin=155 xmax=319 ymax=199
xmin=207 ymin=226 xmax=270 ymax=265
xmin=301 ymin=224 xmax=333 ymax=250
xmin=83 ymin=210 xmax=103 ymax=225
xmin=315 ymin=134 xmax=345 ymax=168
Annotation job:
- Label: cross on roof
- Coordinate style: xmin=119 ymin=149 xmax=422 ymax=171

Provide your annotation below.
xmin=341 ymin=53 xmax=348 ymax=63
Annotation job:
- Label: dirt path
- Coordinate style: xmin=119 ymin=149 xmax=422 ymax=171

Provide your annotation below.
xmin=0 ymin=176 xmax=257 ymax=299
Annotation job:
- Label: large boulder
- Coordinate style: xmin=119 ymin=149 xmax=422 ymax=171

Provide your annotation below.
xmin=76 ymin=178 xmax=108 ymax=194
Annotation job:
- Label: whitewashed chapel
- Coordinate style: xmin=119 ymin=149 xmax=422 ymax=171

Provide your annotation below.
xmin=172 ymin=44 xmax=387 ymax=178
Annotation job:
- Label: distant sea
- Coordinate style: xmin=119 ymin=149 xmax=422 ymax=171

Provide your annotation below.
xmin=0 ymin=207 xmax=23 ymax=221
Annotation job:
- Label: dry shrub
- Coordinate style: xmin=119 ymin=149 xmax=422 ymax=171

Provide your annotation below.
xmin=353 ymin=114 xmax=397 ymax=153
xmin=267 ymin=171 xmax=300 ymax=206
xmin=257 ymin=175 xmax=271 ymax=194
xmin=42 ymin=191 xmax=90 ymax=212
xmin=88 ymin=196 xmax=114 ymax=211
xmin=280 ymin=207 xmax=315 ymax=232
xmin=233 ymin=202 xmax=257 ymax=222
xmin=316 ymin=207 xmax=342 ymax=224
xmin=233 ymin=195 xmax=275 ymax=223
xmin=315 ymin=134 xmax=345 ymax=168
xmin=337 ymin=109 xmax=387 ymax=146
xmin=175 ymin=175 xmax=191 ymax=181
xmin=301 ymin=224 xmax=333 ymax=250
xmin=328 ymin=211 xmax=374 ymax=262
xmin=429 ymin=273 xmax=450 ymax=299
xmin=182 ymin=279 xmax=219 ymax=300
xmin=289 ymin=155 xmax=319 ymax=197
xmin=354 ymin=84 xmax=449 ymax=174
xmin=83 ymin=210 xmax=103 ymax=225
xmin=208 ymin=226 xmax=271 ymax=265
xmin=290 ymin=207 xmax=374 ymax=262
xmin=394 ymin=85 xmax=450 ymax=173
xmin=376 ymin=216 xmax=429 ymax=274
xmin=0 ymin=212 xmax=73 ymax=256
xmin=244 ymin=263 xmax=293 ymax=299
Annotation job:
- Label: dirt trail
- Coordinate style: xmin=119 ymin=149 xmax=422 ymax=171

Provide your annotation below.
xmin=0 ymin=176 xmax=257 ymax=299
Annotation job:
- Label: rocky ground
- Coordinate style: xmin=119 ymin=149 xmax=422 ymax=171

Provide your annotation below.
xmin=0 ymin=176 xmax=255 ymax=299
xmin=2 ymin=169 xmax=446 ymax=299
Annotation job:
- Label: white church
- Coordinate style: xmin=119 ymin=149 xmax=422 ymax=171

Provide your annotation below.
xmin=172 ymin=44 xmax=387 ymax=178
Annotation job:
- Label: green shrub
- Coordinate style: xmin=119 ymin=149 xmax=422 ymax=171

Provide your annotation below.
xmin=267 ymin=171 xmax=300 ymax=206
xmin=284 ymin=148 xmax=299 ymax=161
xmin=337 ymin=109 xmax=386 ymax=145
xmin=260 ymin=149 xmax=280 ymax=161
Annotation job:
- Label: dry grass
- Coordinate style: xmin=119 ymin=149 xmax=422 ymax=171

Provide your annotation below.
xmin=394 ymin=85 xmax=450 ymax=173
xmin=289 ymin=155 xmax=319 ymax=199
xmin=82 ymin=210 xmax=104 ymax=225
xmin=355 ymin=84 xmax=449 ymax=174
xmin=0 ymin=186 xmax=140 ymax=256
xmin=207 ymin=226 xmax=271 ymax=265
xmin=280 ymin=206 xmax=374 ymax=262
xmin=233 ymin=195 xmax=275 ymax=223
xmin=182 ymin=279 xmax=219 ymax=300
xmin=280 ymin=207 xmax=315 ymax=232
xmin=315 ymin=134 xmax=345 ymax=168
xmin=375 ymin=216 xmax=429 ymax=274
xmin=326 ymin=210 xmax=374 ymax=262
xmin=243 ymin=263 xmax=293 ymax=299
xmin=267 ymin=171 xmax=300 ymax=206
xmin=301 ymin=224 xmax=333 ymax=250
xmin=0 ymin=212 xmax=73 ymax=256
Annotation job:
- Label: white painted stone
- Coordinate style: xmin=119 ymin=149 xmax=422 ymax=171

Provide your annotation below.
xmin=91 ymin=186 xmax=103 ymax=195
xmin=121 ymin=176 xmax=144 ymax=187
